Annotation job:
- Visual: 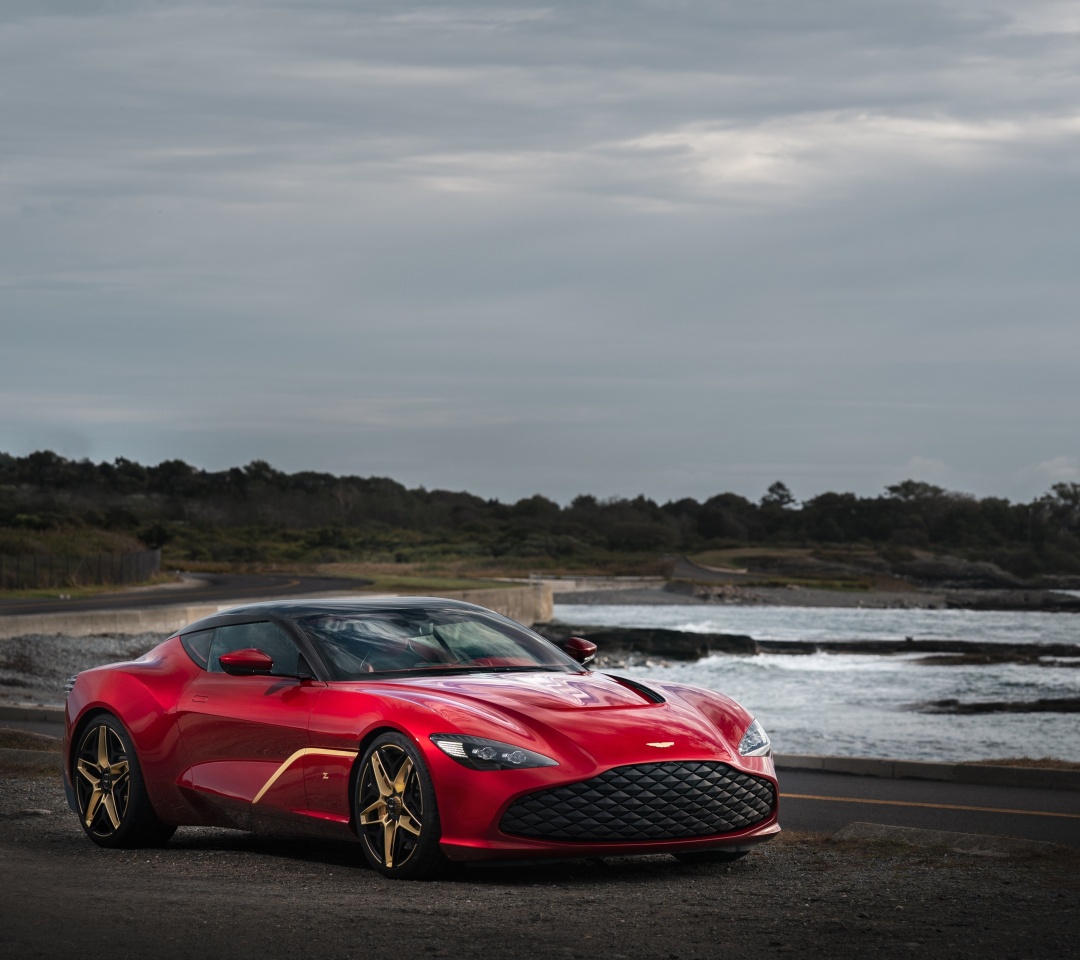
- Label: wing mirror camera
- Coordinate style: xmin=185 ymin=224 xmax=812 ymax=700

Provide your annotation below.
xmin=218 ymin=648 xmax=275 ymax=676
xmin=563 ymin=637 xmax=597 ymax=665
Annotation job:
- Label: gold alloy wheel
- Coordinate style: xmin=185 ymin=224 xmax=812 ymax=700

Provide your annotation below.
xmin=357 ymin=742 xmax=424 ymax=869
xmin=75 ymin=722 xmax=131 ymax=836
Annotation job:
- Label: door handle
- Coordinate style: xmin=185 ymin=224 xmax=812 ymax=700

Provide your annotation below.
xmin=192 ymin=695 xmax=208 ymax=703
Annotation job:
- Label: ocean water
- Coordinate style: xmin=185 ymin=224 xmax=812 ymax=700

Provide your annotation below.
xmin=555 ymin=603 xmax=1080 ymax=762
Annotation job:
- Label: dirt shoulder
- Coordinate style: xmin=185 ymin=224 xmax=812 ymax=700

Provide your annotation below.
xmin=2 ymin=769 xmax=1077 ymax=960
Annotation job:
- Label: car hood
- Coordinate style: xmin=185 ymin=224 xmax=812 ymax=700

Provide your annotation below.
xmin=392 ymin=671 xmax=657 ymax=712
xmin=358 ymin=671 xmax=746 ymax=769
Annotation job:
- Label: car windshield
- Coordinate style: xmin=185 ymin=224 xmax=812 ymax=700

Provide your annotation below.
xmin=294 ymin=608 xmax=580 ymax=680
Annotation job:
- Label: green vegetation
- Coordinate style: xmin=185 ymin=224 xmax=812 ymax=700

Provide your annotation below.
xmin=0 ymin=527 xmax=143 ymax=556
xmin=1 ymin=451 xmax=1079 ymax=583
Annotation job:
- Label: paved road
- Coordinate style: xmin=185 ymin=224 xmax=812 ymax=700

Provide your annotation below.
xmin=0 ymin=572 xmax=373 ymax=616
xmin=4 ymin=711 xmax=1076 ymax=849
xmin=671 ymin=556 xmax=758 ymax=584
xmin=780 ymin=768 xmax=1080 ymax=848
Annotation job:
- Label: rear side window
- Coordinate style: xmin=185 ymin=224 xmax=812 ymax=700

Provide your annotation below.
xmin=208 ymin=621 xmax=302 ymax=677
xmin=180 ymin=629 xmax=214 ymax=669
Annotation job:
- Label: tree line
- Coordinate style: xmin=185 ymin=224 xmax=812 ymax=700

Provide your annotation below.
xmin=1 ymin=450 xmax=1078 ymax=575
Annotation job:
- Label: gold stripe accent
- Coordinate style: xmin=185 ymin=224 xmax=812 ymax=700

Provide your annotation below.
xmin=252 ymin=748 xmax=358 ymax=804
xmin=783 ymin=793 xmax=1080 ymax=820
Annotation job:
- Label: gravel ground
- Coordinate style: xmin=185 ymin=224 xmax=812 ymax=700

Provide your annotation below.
xmin=2 ymin=766 xmax=1077 ymax=960
xmin=0 ymin=631 xmax=162 ymax=706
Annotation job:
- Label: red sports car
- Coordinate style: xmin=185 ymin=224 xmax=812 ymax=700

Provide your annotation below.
xmin=64 ymin=598 xmax=780 ymax=878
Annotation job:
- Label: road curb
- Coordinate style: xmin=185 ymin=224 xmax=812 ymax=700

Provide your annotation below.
xmin=776 ymin=753 xmax=1080 ymax=792
xmin=0 ymin=704 xmax=64 ymax=722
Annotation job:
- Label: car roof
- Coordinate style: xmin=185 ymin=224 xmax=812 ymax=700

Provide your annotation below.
xmin=177 ymin=596 xmax=495 ymax=633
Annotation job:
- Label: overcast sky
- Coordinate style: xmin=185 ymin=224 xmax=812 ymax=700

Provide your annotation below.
xmin=2 ymin=1 xmax=1078 ymax=504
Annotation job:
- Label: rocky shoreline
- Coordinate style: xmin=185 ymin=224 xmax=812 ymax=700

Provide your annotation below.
xmin=535 ymin=623 xmax=1080 ymax=665
xmin=533 ymin=623 xmax=1080 ymax=716
xmin=917 ymin=697 xmax=1080 ymax=715
xmin=554 ymin=583 xmax=1080 ymax=612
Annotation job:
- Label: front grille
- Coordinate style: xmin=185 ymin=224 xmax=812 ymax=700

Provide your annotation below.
xmin=499 ymin=761 xmax=775 ymax=842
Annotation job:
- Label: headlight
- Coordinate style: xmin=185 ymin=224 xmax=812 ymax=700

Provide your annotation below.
xmin=430 ymin=733 xmax=558 ymax=770
xmin=738 ymin=718 xmax=771 ymax=757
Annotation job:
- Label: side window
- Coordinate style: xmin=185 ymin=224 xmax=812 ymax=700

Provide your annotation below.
xmin=208 ymin=621 xmax=301 ymax=677
xmin=180 ymin=628 xmax=214 ymax=669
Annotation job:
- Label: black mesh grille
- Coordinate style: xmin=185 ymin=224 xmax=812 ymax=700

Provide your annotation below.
xmin=500 ymin=761 xmax=776 ymax=842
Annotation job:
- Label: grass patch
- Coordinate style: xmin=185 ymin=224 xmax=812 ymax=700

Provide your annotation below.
xmin=0 ymin=527 xmax=144 ymax=556
xmin=744 ymin=577 xmax=874 ymax=591
xmin=0 ymin=574 xmax=174 ymax=601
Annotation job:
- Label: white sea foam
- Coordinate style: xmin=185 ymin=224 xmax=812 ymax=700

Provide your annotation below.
xmin=555 ymin=603 xmax=1080 ymax=762
xmin=555 ymin=602 xmax=1080 ymax=645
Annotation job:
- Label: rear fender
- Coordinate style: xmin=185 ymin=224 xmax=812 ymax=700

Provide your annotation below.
xmin=66 ymin=638 xmax=200 ymax=824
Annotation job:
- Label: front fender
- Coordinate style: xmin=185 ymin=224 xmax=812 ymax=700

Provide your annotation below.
xmin=650 ymin=681 xmax=776 ymax=780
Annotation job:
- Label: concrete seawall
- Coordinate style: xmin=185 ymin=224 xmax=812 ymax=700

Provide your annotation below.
xmin=434 ymin=585 xmax=553 ymax=626
xmin=0 ymin=583 xmax=553 ymax=638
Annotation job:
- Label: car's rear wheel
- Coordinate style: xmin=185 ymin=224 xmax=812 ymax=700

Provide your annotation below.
xmin=355 ymin=732 xmax=447 ymax=880
xmin=674 ymin=849 xmax=750 ymax=864
xmin=73 ymin=714 xmax=176 ymax=848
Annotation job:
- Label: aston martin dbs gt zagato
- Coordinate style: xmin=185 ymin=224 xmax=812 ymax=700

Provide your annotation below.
xmin=64 ymin=598 xmax=780 ymax=878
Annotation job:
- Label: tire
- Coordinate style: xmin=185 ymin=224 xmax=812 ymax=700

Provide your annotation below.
xmin=674 ymin=849 xmax=750 ymax=864
xmin=73 ymin=714 xmax=176 ymax=848
xmin=355 ymin=732 xmax=447 ymax=880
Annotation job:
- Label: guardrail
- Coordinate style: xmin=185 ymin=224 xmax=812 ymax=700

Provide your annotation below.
xmin=0 ymin=548 xmax=161 ymax=590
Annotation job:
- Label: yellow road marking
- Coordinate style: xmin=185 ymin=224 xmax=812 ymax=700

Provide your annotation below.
xmin=783 ymin=792 xmax=1080 ymax=820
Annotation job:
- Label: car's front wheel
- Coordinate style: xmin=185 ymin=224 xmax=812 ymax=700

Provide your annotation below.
xmin=73 ymin=713 xmax=176 ymax=848
xmin=355 ymin=732 xmax=447 ymax=879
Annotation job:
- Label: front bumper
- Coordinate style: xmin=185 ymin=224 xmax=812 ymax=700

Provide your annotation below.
xmin=434 ymin=755 xmax=780 ymax=862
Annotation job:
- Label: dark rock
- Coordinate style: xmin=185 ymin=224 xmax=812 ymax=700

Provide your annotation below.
xmin=914 ymin=698 xmax=1080 ymax=715
xmin=757 ymin=638 xmax=1080 ymax=660
xmin=535 ymin=623 xmax=1080 ymax=664
xmin=893 ymin=557 xmax=1026 ymax=589
xmin=535 ymin=624 xmax=759 ymax=659
xmin=944 ymin=591 xmax=1080 ymax=613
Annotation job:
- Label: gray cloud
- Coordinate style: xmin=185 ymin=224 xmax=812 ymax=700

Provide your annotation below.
xmin=2 ymin=1 xmax=1078 ymax=503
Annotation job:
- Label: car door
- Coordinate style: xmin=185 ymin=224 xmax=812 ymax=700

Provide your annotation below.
xmin=176 ymin=620 xmax=323 ymax=826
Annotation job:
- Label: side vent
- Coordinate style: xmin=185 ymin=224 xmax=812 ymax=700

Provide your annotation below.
xmin=607 ymin=675 xmax=666 ymax=703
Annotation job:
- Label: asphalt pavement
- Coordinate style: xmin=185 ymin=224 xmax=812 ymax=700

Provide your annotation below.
xmin=0 ymin=572 xmax=373 ymax=616
xmin=779 ymin=768 xmax=1080 ymax=848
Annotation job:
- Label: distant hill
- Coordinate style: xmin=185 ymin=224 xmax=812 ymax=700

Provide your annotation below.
xmin=1 ymin=450 xmax=1077 ymax=579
